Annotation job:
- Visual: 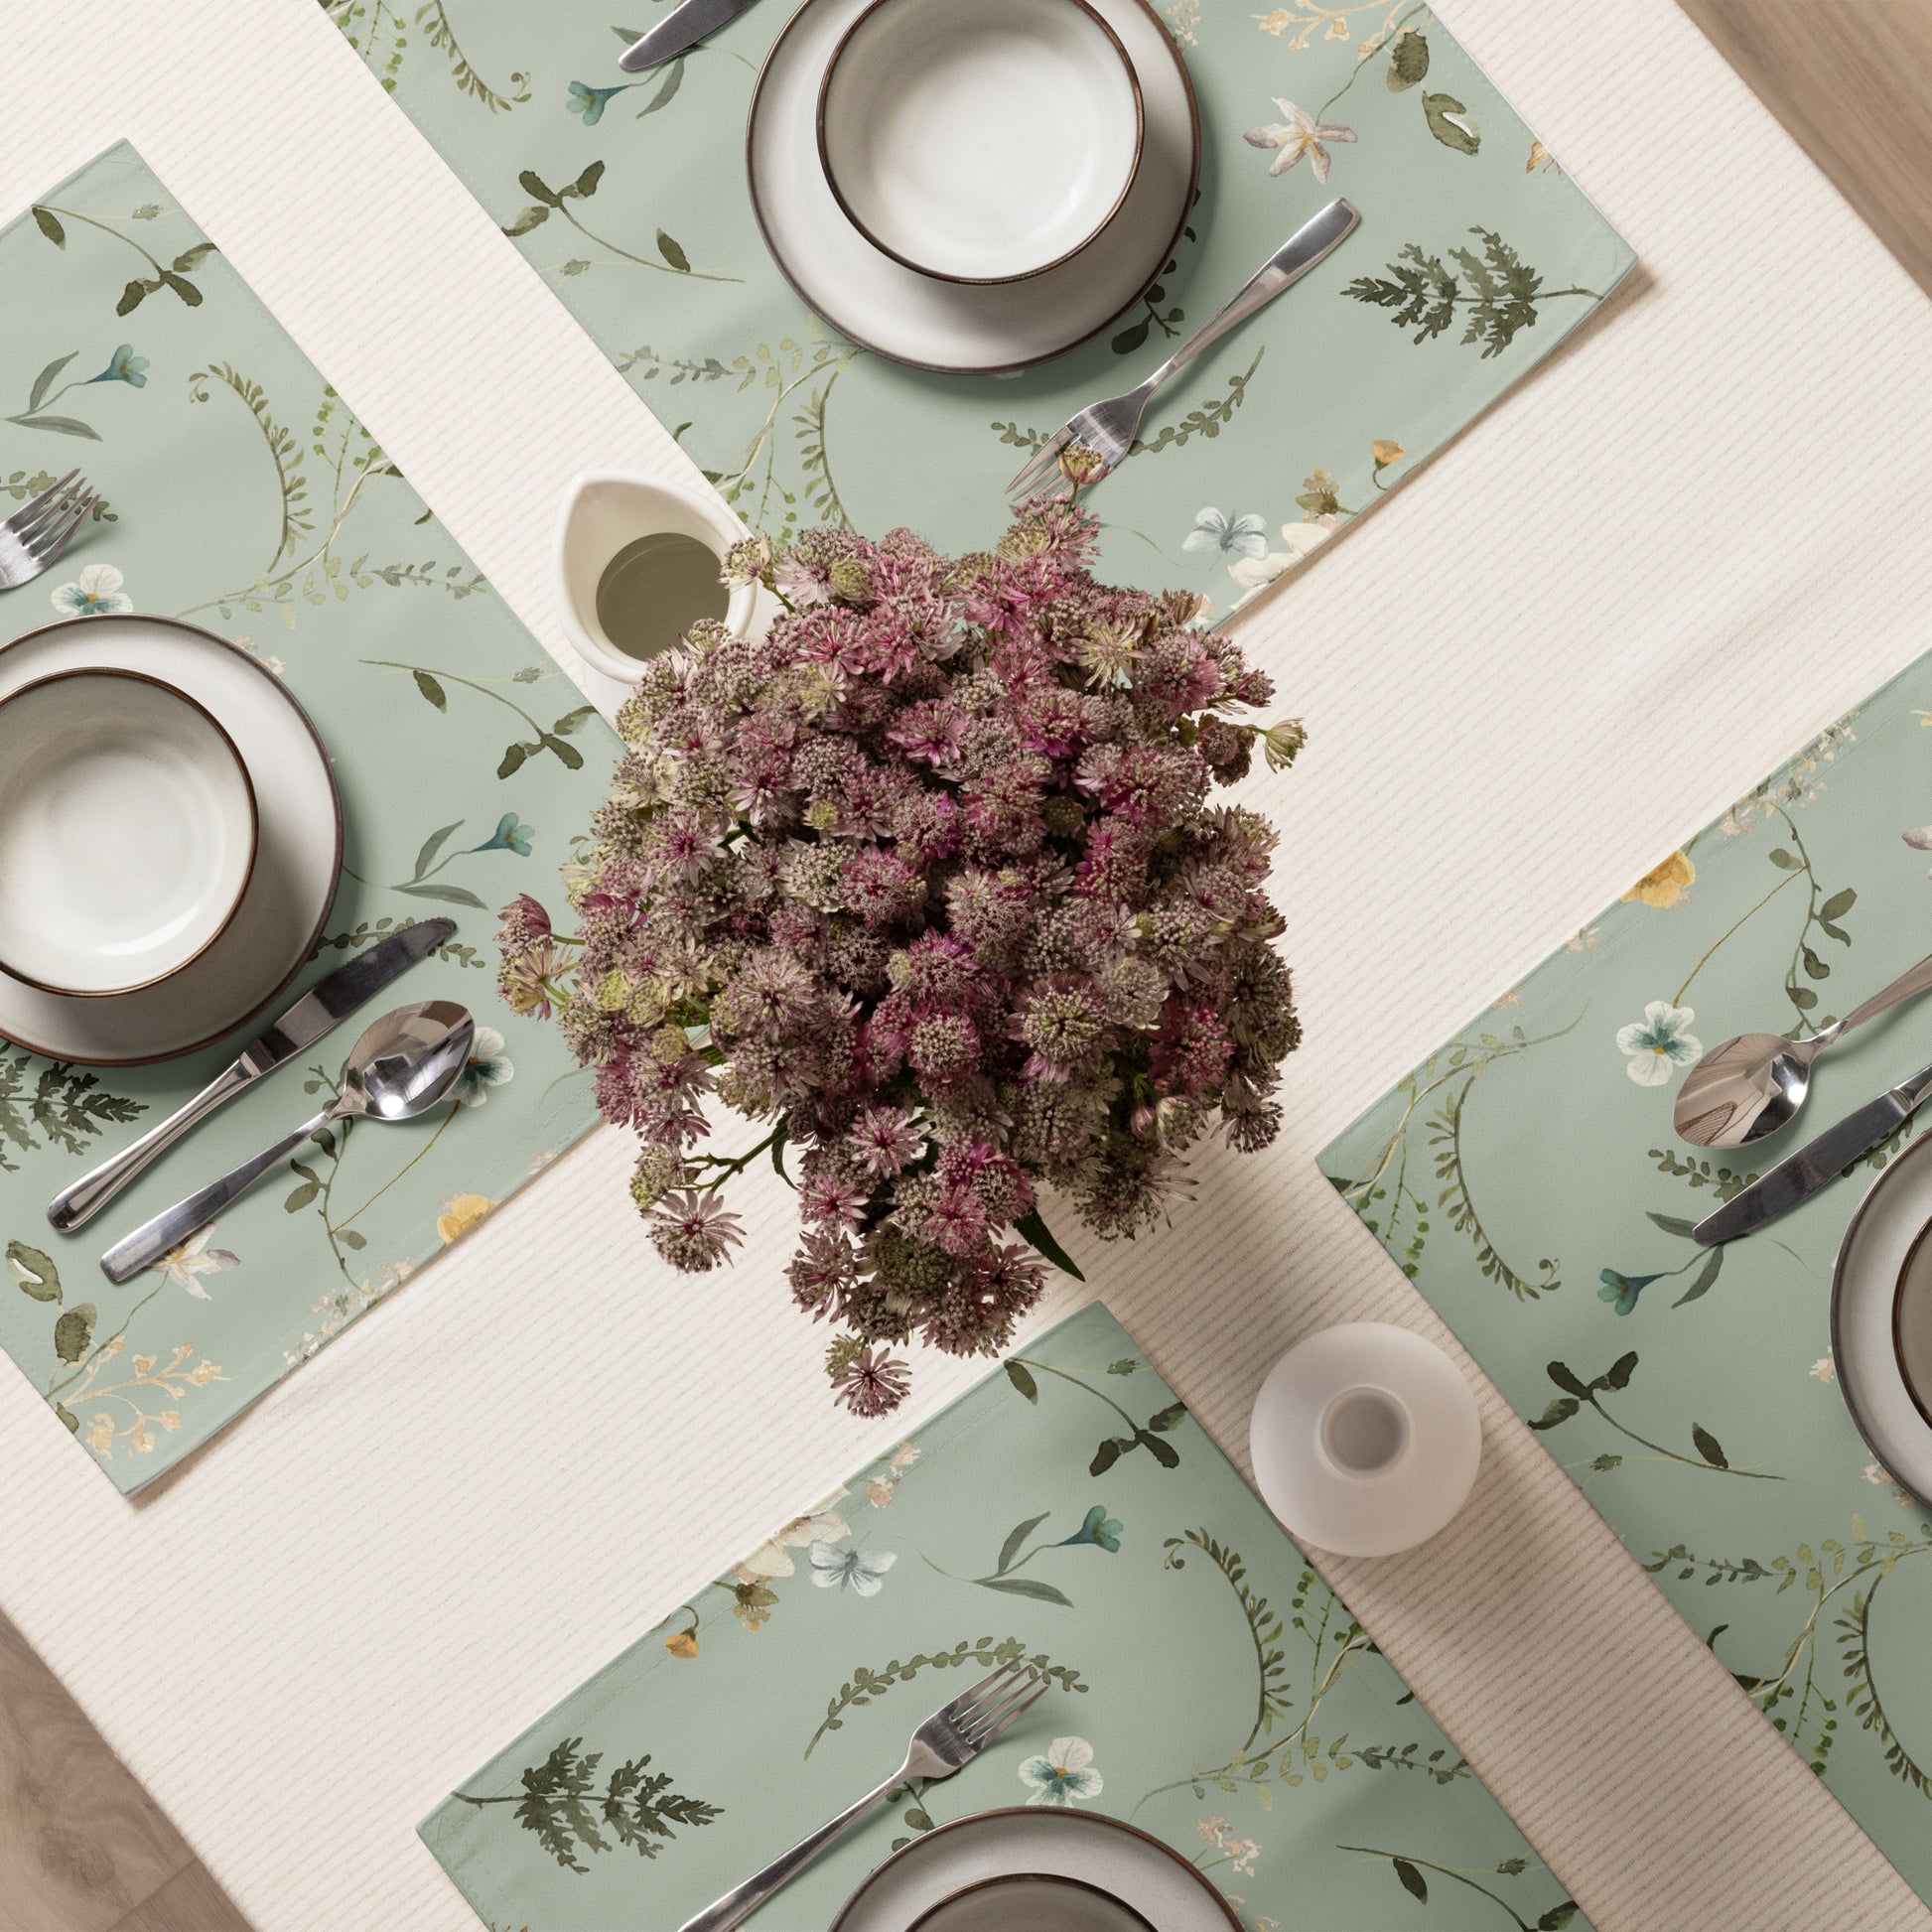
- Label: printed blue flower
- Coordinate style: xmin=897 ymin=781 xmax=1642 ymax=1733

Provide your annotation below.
xmin=567 ymin=80 xmax=628 ymax=125
xmin=474 ymin=812 xmax=535 ymax=856
xmin=88 ymin=344 xmax=147 ymax=387
xmin=1058 ymin=1504 xmax=1123 ymax=1552
xmin=1598 ymin=1268 xmax=1662 ymax=1315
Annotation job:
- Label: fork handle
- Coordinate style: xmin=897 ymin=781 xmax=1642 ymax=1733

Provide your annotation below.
xmin=1144 ymin=198 xmax=1360 ymax=398
xmin=676 ymin=1759 xmax=911 ymax=1932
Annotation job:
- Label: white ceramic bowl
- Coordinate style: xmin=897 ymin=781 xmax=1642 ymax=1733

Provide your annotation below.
xmin=0 ymin=667 xmax=258 ymax=998
xmin=552 ymin=471 xmax=759 ymax=686
xmin=817 ymin=0 xmax=1145 ymax=284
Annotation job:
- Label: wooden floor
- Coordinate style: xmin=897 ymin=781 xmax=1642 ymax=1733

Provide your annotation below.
xmin=2 ymin=13 xmax=1930 ymax=1931
xmin=1681 ymin=0 xmax=1932 ymax=299
xmin=0 ymin=1610 xmax=250 ymax=1932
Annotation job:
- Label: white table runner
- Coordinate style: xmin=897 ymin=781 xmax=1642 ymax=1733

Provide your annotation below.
xmin=3 ymin=2 xmax=1931 ymax=1928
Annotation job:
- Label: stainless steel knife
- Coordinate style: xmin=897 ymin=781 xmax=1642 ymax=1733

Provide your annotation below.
xmin=1692 ymin=1058 xmax=1932 ymax=1246
xmin=619 ymin=0 xmax=759 ymax=70
xmin=45 ymin=918 xmax=458 ymax=1232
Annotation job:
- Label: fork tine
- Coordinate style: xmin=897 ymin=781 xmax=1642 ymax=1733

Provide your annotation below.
xmin=1007 ymin=431 xmax=1068 ymax=496
xmin=942 ymin=1658 xmax=1025 ymax=1726
xmin=969 ymin=1679 xmax=1049 ymax=1749
xmin=959 ymin=1672 xmax=1045 ymax=1744
xmin=33 ymin=494 xmax=93 ymax=569
xmin=2 ymin=469 xmax=77 ymax=537
xmin=10 ymin=472 xmax=82 ymax=543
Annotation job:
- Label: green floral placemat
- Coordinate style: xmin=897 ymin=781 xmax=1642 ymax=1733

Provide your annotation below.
xmin=421 ymin=1303 xmax=1586 ymax=1930
xmin=330 ymin=0 xmax=1633 ymax=625
xmin=1320 ymin=659 xmax=1932 ymax=1902
xmin=0 ymin=142 xmax=616 ymax=1495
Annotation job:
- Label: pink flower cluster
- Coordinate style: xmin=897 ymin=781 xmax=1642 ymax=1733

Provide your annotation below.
xmin=497 ymin=498 xmax=1303 ymax=1416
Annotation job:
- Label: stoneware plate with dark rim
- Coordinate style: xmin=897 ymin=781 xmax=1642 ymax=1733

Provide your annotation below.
xmin=831 ymin=1809 xmax=1241 ymax=1932
xmin=749 ymin=0 xmax=1198 ymax=373
xmin=1832 ymin=1126 xmax=1932 ymax=1507
xmin=0 ymin=666 xmax=259 ymax=999
xmin=904 ymin=1870 xmax=1157 ymax=1932
xmin=0 ymin=615 xmax=342 ymax=1065
xmin=816 ymin=0 xmax=1146 ymax=286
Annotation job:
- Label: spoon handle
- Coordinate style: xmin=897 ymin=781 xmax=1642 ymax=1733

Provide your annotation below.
xmin=1835 ymin=949 xmax=1932 ymax=1041
xmin=99 ymin=1103 xmax=340 ymax=1285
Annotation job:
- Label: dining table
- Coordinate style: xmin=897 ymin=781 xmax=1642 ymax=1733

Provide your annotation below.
xmin=4 ymin=1 xmax=1932 ymax=1928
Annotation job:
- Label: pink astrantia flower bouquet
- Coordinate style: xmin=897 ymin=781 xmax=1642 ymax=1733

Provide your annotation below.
xmin=496 ymin=495 xmax=1304 ymax=1417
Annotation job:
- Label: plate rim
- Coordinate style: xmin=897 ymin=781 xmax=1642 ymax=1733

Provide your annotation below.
xmin=747 ymin=0 xmax=1200 ymax=375
xmin=1832 ymin=1125 xmax=1932 ymax=1509
xmin=0 ymin=613 xmax=344 ymax=1067
xmin=828 ymin=1806 xmax=1243 ymax=1931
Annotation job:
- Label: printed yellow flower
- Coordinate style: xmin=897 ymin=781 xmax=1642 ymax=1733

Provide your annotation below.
xmin=437 ymin=1191 xmax=495 ymax=1242
xmin=85 ymin=1414 xmax=114 ymax=1453
xmin=664 ymin=1631 xmax=699 ymax=1659
xmin=1622 ymin=851 xmax=1696 ymax=908
xmin=1371 ymin=439 xmax=1404 ymax=467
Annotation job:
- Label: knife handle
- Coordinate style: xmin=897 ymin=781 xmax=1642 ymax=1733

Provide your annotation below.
xmin=46 ymin=1058 xmax=254 ymax=1233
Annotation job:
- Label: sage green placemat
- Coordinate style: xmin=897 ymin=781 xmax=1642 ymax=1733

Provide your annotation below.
xmin=0 ymin=142 xmax=615 ymax=1494
xmin=1319 ymin=661 xmax=1932 ymax=1901
xmin=421 ymin=1303 xmax=1585 ymax=1930
xmin=331 ymin=0 xmax=1633 ymax=624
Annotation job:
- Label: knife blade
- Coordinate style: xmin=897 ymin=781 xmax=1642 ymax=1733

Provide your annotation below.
xmin=1692 ymin=1059 xmax=1932 ymax=1246
xmin=45 ymin=917 xmax=457 ymax=1232
xmin=620 ymin=0 xmax=759 ymax=70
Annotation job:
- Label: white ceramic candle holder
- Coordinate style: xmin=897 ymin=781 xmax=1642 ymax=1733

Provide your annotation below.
xmin=1248 ymin=1321 xmax=1481 ymax=1558
xmin=552 ymin=471 xmax=758 ymax=686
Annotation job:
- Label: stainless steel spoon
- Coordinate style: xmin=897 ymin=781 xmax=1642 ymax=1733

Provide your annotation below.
xmin=1673 ymin=953 xmax=1932 ymax=1148
xmin=99 ymin=1001 xmax=475 ymax=1284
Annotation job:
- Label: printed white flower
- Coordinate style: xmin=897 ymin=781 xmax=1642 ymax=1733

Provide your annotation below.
xmin=806 ymin=1541 xmax=897 ymax=1595
xmin=1182 ymin=507 xmax=1270 ymax=559
xmin=149 ymin=1224 xmax=239 ymax=1300
xmin=736 ymin=1495 xmax=851 ymax=1581
xmin=50 ymin=562 xmax=132 ymax=618
xmin=452 ymin=1026 xmax=515 ymax=1107
xmin=1614 ymin=1002 xmax=1703 ymax=1087
xmin=1019 ymin=1736 xmax=1104 ymax=1806
xmin=1811 ymin=1356 xmax=1836 ymax=1385
xmin=1243 ymin=100 xmax=1357 ymax=182
xmin=1227 ymin=521 xmax=1332 ymax=606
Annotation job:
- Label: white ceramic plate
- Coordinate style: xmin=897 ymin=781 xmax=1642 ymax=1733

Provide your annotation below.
xmin=0 ymin=668 xmax=258 ymax=996
xmin=751 ymin=0 xmax=1197 ymax=372
xmin=1833 ymin=1128 xmax=1932 ymax=1507
xmin=0 ymin=616 xmax=341 ymax=1064
xmin=832 ymin=1809 xmax=1239 ymax=1932
xmin=818 ymin=0 xmax=1144 ymax=284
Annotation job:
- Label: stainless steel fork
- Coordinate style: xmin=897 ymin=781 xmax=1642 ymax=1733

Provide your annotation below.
xmin=1008 ymin=198 xmax=1360 ymax=497
xmin=0 ymin=470 xmax=99 ymax=591
xmin=676 ymin=1658 xmax=1048 ymax=1931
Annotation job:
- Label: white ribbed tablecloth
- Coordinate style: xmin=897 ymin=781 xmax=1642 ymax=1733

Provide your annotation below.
xmin=3 ymin=4 xmax=1931 ymax=1928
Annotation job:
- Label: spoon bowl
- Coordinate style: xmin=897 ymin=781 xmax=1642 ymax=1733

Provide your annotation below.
xmin=1673 ymin=1031 xmax=1820 ymax=1148
xmin=100 ymin=1000 xmax=475 ymax=1283
xmin=1674 ymin=949 xmax=1932 ymax=1150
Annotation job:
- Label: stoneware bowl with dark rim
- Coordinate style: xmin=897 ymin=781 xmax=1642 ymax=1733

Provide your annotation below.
xmin=904 ymin=1871 xmax=1157 ymax=1932
xmin=832 ymin=1806 xmax=1242 ymax=1932
xmin=816 ymin=0 xmax=1146 ymax=285
xmin=0 ymin=665 xmax=259 ymax=999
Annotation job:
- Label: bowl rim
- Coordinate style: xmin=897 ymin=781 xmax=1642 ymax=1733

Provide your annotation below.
xmin=903 ymin=1869 xmax=1158 ymax=1932
xmin=814 ymin=0 xmax=1148 ymax=287
xmin=829 ymin=1806 xmax=1242 ymax=1930
xmin=0 ymin=663 xmax=262 ymax=1000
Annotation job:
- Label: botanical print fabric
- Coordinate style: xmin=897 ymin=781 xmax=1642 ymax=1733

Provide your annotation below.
xmin=1320 ymin=659 xmax=1932 ymax=1903
xmin=327 ymin=0 xmax=1634 ymax=626
xmin=0 ymin=143 xmax=614 ymax=1494
xmin=421 ymin=1303 xmax=1586 ymax=1930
